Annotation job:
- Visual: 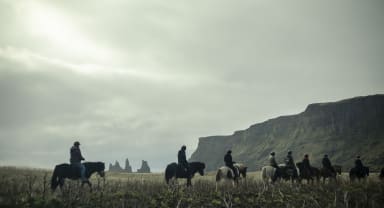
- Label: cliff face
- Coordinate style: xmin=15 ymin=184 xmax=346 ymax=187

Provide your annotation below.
xmin=190 ymin=95 xmax=384 ymax=171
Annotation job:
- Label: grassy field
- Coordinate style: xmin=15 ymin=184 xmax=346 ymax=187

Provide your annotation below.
xmin=0 ymin=167 xmax=383 ymax=208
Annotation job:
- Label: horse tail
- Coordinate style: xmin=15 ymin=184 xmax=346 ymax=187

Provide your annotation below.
xmin=165 ymin=164 xmax=173 ymax=184
xmin=261 ymin=167 xmax=269 ymax=183
xmin=51 ymin=165 xmax=60 ymax=190
xmin=216 ymin=169 xmax=221 ymax=182
xmin=242 ymin=167 xmax=248 ymax=178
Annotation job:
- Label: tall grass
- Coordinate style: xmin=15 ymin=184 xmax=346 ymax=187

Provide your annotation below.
xmin=0 ymin=167 xmax=383 ymax=208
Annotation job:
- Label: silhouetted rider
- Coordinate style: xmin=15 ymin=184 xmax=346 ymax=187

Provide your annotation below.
xmin=322 ymin=154 xmax=335 ymax=174
xmin=284 ymin=151 xmax=298 ymax=177
xmin=354 ymin=155 xmax=364 ymax=174
xmin=285 ymin=151 xmax=295 ymax=168
xmin=70 ymin=141 xmax=86 ymax=182
xmin=224 ymin=150 xmax=238 ymax=179
xmin=269 ymin=152 xmax=278 ymax=168
xmin=178 ymin=145 xmax=189 ymax=174
xmin=302 ymin=154 xmax=313 ymax=175
xmin=269 ymin=152 xmax=279 ymax=179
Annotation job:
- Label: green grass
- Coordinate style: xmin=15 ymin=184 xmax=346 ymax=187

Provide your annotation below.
xmin=0 ymin=167 xmax=383 ymax=208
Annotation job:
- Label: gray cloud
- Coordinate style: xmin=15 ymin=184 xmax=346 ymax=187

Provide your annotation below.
xmin=0 ymin=0 xmax=383 ymax=171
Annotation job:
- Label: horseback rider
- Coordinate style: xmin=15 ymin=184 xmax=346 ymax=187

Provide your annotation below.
xmin=285 ymin=151 xmax=295 ymax=168
xmin=269 ymin=152 xmax=279 ymax=179
xmin=354 ymin=155 xmax=364 ymax=174
xmin=302 ymin=154 xmax=313 ymax=175
xmin=269 ymin=152 xmax=278 ymax=168
xmin=178 ymin=145 xmax=189 ymax=175
xmin=224 ymin=150 xmax=238 ymax=179
xmin=70 ymin=141 xmax=86 ymax=182
xmin=285 ymin=151 xmax=298 ymax=177
xmin=322 ymin=154 xmax=335 ymax=174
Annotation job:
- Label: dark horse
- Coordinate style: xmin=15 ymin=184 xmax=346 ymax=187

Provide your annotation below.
xmin=276 ymin=164 xmax=300 ymax=183
xmin=349 ymin=166 xmax=369 ymax=182
xmin=320 ymin=165 xmax=341 ymax=183
xmin=165 ymin=162 xmax=205 ymax=186
xmin=380 ymin=168 xmax=384 ymax=180
xmin=51 ymin=162 xmax=105 ymax=191
xmin=296 ymin=162 xmax=320 ymax=184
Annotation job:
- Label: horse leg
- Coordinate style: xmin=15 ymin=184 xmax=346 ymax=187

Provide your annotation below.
xmin=187 ymin=178 xmax=192 ymax=187
xmin=59 ymin=178 xmax=65 ymax=189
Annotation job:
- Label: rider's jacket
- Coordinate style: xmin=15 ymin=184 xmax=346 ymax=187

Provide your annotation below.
xmin=178 ymin=149 xmax=188 ymax=167
xmin=70 ymin=146 xmax=84 ymax=164
xmin=322 ymin=157 xmax=332 ymax=168
xmin=269 ymin=155 xmax=278 ymax=168
xmin=285 ymin=155 xmax=295 ymax=168
xmin=224 ymin=153 xmax=233 ymax=167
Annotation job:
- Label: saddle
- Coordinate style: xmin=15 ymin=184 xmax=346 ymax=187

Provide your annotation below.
xmin=69 ymin=164 xmax=82 ymax=177
xmin=177 ymin=164 xmax=189 ymax=176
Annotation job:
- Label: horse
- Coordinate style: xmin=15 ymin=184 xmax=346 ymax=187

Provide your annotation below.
xmin=234 ymin=163 xmax=248 ymax=179
xmin=296 ymin=162 xmax=320 ymax=184
xmin=51 ymin=162 xmax=105 ymax=191
xmin=349 ymin=166 xmax=369 ymax=182
xmin=261 ymin=165 xmax=299 ymax=184
xmin=165 ymin=162 xmax=205 ymax=186
xmin=216 ymin=166 xmax=237 ymax=190
xmin=379 ymin=168 xmax=384 ymax=180
xmin=216 ymin=163 xmax=247 ymax=184
xmin=261 ymin=166 xmax=277 ymax=183
xmin=333 ymin=165 xmax=342 ymax=175
xmin=319 ymin=165 xmax=341 ymax=183
xmin=278 ymin=164 xmax=300 ymax=183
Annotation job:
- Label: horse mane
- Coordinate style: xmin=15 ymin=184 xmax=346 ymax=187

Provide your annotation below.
xmin=84 ymin=162 xmax=105 ymax=171
xmin=189 ymin=161 xmax=205 ymax=169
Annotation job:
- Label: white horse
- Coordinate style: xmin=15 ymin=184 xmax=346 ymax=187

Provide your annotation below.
xmin=261 ymin=166 xmax=277 ymax=184
xmin=215 ymin=166 xmax=237 ymax=191
xmin=233 ymin=163 xmax=248 ymax=180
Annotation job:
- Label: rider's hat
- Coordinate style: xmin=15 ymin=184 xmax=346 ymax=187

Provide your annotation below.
xmin=74 ymin=141 xmax=80 ymax=146
xmin=324 ymin=154 xmax=328 ymax=157
xmin=357 ymin=155 xmax=360 ymax=159
xmin=270 ymin=152 xmax=275 ymax=155
xmin=304 ymin=154 xmax=309 ymax=158
xmin=288 ymin=151 xmax=292 ymax=154
xmin=181 ymin=145 xmax=186 ymax=150
xmin=227 ymin=150 xmax=232 ymax=154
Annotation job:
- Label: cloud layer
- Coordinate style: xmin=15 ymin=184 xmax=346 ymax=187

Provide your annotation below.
xmin=0 ymin=0 xmax=383 ymax=171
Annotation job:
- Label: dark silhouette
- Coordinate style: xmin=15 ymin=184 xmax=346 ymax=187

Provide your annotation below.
xmin=322 ymin=154 xmax=336 ymax=175
xmin=165 ymin=162 xmax=205 ymax=186
xmin=354 ymin=155 xmax=364 ymax=173
xmin=70 ymin=141 xmax=86 ymax=182
xmin=284 ymin=151 xmax=298 ymax=178
xmin=350 ymin=155 xmax=369 ymax=182
xmin=51 ymin=162 xmax=105 ymax=191
xmin=269 ymin=152 xmax=280 ymax=180
xmin=319 ymin=166 xmax=339 ymax=183
xmin=380 ymin=168 xmax=384 ymax=180
xmin=349 ymin=166 xmax=369 ymax=182
xmin=302 ymin=154 xmax=313 ymax=175
xmin=177 ymin=145 xmax=189 ymax=175
xmin=224 ymin=150 xmax=238 ymax=179
xmin=276 ymin=165 xmax=300 ymax=183
xmin=296 ymin=162 xmax=320 ymax=184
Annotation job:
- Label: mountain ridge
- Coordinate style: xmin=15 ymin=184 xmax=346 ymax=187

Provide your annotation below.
xmin=190 ymin=94 xmax=384 ymax=171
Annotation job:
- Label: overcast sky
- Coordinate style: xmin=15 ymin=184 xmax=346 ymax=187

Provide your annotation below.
xmin=0 ymin=0 xmax=383 ymax=172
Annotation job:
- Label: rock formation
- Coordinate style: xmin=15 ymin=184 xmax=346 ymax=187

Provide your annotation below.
xmin=137 ymin=160 xmax=151 ymax=173
xmin=109 ymin=160 xmax=123 ymax=172
xmin=124 ymin=158 xmax=132 ymax=172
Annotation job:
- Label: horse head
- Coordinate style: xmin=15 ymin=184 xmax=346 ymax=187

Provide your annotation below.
xmin=197 ymin=162 xmax=205 ymax=176
xmin=97 ymin=162 xmax=106 ymax=177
